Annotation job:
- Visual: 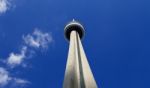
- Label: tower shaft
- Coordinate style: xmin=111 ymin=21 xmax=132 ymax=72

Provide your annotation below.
xmin=63 ymin=31 xmax=97 ymax=88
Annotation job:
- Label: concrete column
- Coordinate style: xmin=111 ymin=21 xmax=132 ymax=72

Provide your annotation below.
xmin=63 ymin=30 xmax=97 ymax=88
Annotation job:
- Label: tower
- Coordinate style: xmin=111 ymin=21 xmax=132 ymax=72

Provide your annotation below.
xmin=63 ymin=20 xmax=98 ymax=88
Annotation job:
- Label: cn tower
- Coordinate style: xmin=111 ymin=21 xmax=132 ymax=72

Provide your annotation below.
xmin=63 ymin=20 xmax=98 ymax=88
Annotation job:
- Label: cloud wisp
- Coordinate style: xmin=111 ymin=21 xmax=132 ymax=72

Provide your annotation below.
xmin=0 ymin=67 xmax=10 ymax=86
xmin=0 ymin=0 xmax=10 ymax=14
xmin=23 ymin=29 xmax=53 ymax=49
xmin=7 ymin=29 xmax=53 ymax=67
xmin=0 ymin=29 xmax=53 ymax=87
xmin=7 ymin=46 xmax=27 ymax=67
xmin=0 ymin=67 xmax=29 ymax=87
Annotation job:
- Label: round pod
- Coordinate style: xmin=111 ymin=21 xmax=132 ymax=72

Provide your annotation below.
xmin=64 ymin=21 xmax=85 ymax=41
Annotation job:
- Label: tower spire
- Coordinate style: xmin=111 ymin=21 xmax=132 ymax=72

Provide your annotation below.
xmin=72 ymin=19 xmax=75 ymax=22
xmin=63 ymin=20 xmax=97 ymax=88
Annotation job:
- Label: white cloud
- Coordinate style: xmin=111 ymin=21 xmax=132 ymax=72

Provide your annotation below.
xmin=0 ymin=67 xmax=10 ymax=86
xmin=23 ymin=29 xmax=53 ymax=49
xmin=0 ymin=67 xmax=29 ymax=87
xmin=0 ymin=0 xmax=10 ymax=14
xmin=0 ymin=29 xmax=53 ymax=87
xmin=7 ymin=46 xmax=27 ymax=67
xmin=13 ymin=78 xmax=29 ymax=84
xmin=6 ymin=29 xmax=53 ymax=68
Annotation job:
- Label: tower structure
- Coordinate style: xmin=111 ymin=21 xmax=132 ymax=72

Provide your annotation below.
xmin=63 ymin=20 xmax=98 ymax=88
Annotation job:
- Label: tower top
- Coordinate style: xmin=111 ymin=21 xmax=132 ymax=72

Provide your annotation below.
xmin=64 ymin=19 xmax=85 ymax=41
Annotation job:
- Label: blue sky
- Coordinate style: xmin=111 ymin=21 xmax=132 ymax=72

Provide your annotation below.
xmin=0 ymin=0 xmax=150 ymax=88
